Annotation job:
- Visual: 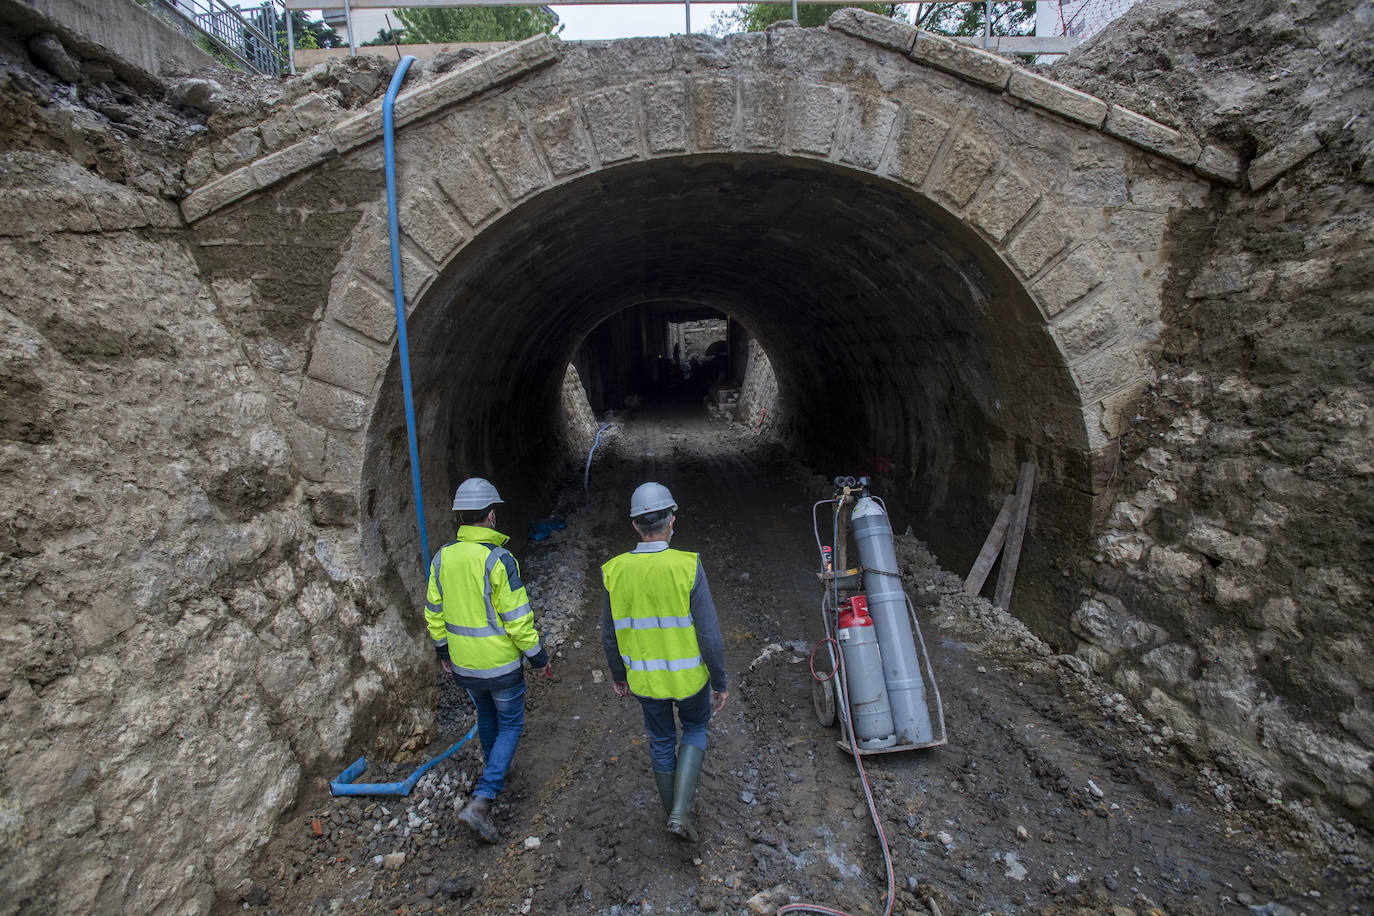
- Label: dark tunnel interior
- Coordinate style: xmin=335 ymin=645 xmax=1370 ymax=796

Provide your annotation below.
xmin=361 ymin=154 xmax=1097 ymax=642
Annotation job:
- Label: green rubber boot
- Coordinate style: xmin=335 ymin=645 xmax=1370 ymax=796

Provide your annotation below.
xmin=665 ymin=744 xmax=704 ymax=842
xmin=654 ymin=770 xmax=675 ymax=815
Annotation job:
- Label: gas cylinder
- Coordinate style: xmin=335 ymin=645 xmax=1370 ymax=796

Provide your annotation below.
xmin=851 ymin=497 xmax=934 ymax=745
xmin=836 ymin=595 xmax=897 ymax=750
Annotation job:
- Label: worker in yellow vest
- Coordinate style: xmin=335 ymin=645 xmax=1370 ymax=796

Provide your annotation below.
xmin=426 ymin=477 xmax=550 ymax=843
xmin=601 ymin=482 xmax=728 ymax=842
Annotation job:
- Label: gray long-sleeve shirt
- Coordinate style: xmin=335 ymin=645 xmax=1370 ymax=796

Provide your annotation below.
xmin=600 ymin=541 xmax=728 ymax=694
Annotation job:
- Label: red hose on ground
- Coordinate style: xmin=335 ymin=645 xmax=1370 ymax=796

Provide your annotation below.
xmin=778 ymin=639 xmax=897 ymax=916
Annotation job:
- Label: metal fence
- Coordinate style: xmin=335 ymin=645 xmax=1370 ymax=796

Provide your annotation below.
xmin=150 ymin=0 xmax=287 ymax=75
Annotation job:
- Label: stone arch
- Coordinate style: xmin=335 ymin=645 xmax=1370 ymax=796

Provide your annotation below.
xmin=183 ymin=15 xmax=1218 ymax=626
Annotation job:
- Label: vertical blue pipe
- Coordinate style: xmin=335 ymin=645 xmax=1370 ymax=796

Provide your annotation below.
xmin=383 ymin=55 xmax=430 ymax=567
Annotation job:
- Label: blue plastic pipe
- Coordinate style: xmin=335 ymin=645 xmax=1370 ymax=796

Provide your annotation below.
xmin=583 ymin=422 xmax=614 ymax=493
xmin=330 ymin=54 xmax=467 ymax=799
xmin=330 ymin=723 xmax=478 ymax=796
xmin=383 ymin=54 xmax=430 ymax=567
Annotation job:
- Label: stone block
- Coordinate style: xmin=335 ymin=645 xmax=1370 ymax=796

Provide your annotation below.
xmin=1248 ymin=125 xmax=1322 ymax=191
xmin=1069 ymin=344 xmax=1146 ymax=401
xmin=968 ymin=169 xmax=1038 ymax=242
xmin=306 ymin=328 xmax=387 ymax=395
xmin=329 ymin=108 xmax=383 ymax=155
xmin=1194 ymin=144 xmax=1243 ymax=185
xmin=1007 ymin=70 xmax=1107 ymax=127
xmin=691 ymin=77 xmax=737 ymax=151
xmin=400 ymin=186 xmax=466 ymax=263
xmin=826 ymin=8 xmax=917 ymax=54
xmin=931 ymin=132 xmax=996 ymax=208
xmin=434 ymin=148 xmax=504 ymax=227
xmin=741 ymin=78 xmax=786 ymax=150
xmin=329 ymin=275 xmax=395 ymax=344
xmin=291 ymin=93 xmax=335 ymax=133
xmin=1034 ymin=245 xmax=1106 ymax=317
xmin=258 ymin=111 xmax=302 ymax=152
xmin=311 ymin=488 xmax=359 ymax=527
xmin=297 ymin=378 xmax=370 ymax=432
xmin=480 ymin=33 xmax=558 ymax=87
xmin=887 ymin=108 xmax=949 ymax=186
xmin=643 ymin=81 xmax=688 ymax=153
xmin=1051 ymin=288 xmax=1120 ymax=358
xmin=1185 ymin=520 xmax=1268 ymax=568
xmin=1146 ymin=546 xmax=1203 ymax=593
xmin=1104 ymin=106 xmax=1202 ymax=166
xmin=249 ymin=134 xmax=336 ymax=190
xmin=1245 ymin=596 xmax=1298 ymax=634
xmin=393 ymin=61 xmax=493 ymax=129
xmin=838 ymin=93 xmax=900 ymax=171
xmin=323 ymin=432 xmax=363 ymax=485
xmin=481 ymin=124 xmax=549 ymax=201
xmin=533 ymin=104 xmax=592 ymax=176
xmin=285 ymin=416 xmax=327 ymax=481
xmin=584 ymin=87 xmax=642 ymax=164
xmin=789 ymin=83 xmax=844 ymax=157
xmin=180 ymin=167 xmax=260 ymax=224
xmin=1003 ymin=210 xmax=1067 ymax=277
xmin=910 ymin=31 xmax=1011 ymax=90
xmin=213 ymin=127 xmax=262 ymax=173
xmin=353 ymin=232 xmax=430 ymax=304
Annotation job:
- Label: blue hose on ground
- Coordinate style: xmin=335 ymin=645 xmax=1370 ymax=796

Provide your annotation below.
xmin=330 ymin=54 xmax=471 ymax=799
xmin=330 ymin=723 xmax=479 ymax=797
xmin=584 ymin=422 xmax=614 ymax=494
xmin=383 ymin=53 xmax=430 ymax=567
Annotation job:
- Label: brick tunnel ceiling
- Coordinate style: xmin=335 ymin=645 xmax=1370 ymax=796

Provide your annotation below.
xmin=369 ymin=154 xmax=1092 ymax=582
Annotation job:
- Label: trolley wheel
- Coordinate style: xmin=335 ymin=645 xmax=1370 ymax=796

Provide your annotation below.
xmin=813 ymin=677 xmax=837 ymax=727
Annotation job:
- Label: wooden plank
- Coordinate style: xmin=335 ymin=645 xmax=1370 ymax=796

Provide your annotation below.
xmin=993 ymin=462 xmax=1036 ymax=610
xmin=963 ymin=492 xmax=1014 ymax=596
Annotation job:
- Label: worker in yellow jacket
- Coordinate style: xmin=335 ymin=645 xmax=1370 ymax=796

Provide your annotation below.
xmin=426 ymin=477 xmax=550 ymax=843
xmin=601 ymin=482 xmax=728 ymax=842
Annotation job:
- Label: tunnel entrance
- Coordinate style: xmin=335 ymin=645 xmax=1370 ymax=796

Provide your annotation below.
xmin=362 ymin=154 xmax=1093 ymax=641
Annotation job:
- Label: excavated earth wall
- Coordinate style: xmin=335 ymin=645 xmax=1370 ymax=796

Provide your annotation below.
xmin=0 ymin=0 xmax=1370 ymax=912
xmin=1047 ymin=0 xmax=1374 ymax=829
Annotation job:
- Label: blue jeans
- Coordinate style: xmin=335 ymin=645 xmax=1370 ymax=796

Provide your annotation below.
xmin=464 ymin=679 xmax=526 ymax=799
xmin=637 ymin=684 xmax=711 ymax=773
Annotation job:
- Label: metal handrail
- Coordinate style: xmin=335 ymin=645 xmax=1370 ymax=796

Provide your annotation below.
xmin=149 ymin=0 xmax=288 ymax=75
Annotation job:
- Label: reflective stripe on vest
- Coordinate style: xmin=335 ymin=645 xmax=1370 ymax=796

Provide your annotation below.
xmin=602 ymin=548 xmax=709 ymax=700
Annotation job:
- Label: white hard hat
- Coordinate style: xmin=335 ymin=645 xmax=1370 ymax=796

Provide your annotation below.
xmin=452 ymin=477 xmax=503 ymax=511
xmin=630 ymin=482 xmax=676 ymax=518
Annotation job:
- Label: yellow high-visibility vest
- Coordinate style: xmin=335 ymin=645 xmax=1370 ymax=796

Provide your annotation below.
xmin=425 ymin=526 xmax=541 ymax=679
xmin=602 ymin=548 xmax=708 ymax=700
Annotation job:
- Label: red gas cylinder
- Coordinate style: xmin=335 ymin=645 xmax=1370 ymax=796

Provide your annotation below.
xmin=835 ymin=594 xmax=896 ymax=749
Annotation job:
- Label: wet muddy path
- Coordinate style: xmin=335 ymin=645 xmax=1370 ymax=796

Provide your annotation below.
xmin=235 ymin=406 xmax=1372 ymax=916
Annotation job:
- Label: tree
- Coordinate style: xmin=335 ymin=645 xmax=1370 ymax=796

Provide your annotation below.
xmin=390 ymin=7 xmax=561 ymax=44
xmin=285 ymin=11 xmax=345 ymax=50
xmin=713 ymin=1 xmax=1034 ymax=36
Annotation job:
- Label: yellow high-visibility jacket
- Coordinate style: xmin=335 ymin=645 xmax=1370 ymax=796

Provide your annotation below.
xmin=426 ymin=526 xmax=542 ymax=680
xmin=602 ymin=547 xmax=709 ymax=700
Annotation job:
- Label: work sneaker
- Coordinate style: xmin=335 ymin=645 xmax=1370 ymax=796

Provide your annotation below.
xmin=458 ymin=796 xmax=500 ymax=843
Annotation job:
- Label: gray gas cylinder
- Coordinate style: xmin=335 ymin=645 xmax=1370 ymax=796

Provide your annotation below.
xmin=836 ymin=599 xmax=897 ymax=749
xmin=851 ymin=497 xmax=934 ymax=745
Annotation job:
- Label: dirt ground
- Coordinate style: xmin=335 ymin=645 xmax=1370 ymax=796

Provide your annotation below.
xmin=232 ymin=402 xmax=1372 ymax=916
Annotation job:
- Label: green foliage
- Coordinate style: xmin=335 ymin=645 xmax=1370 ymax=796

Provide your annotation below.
xmin=713 ymin=2 xmax=900 ymax=32
xmin=390 ymin=7 xmax=562 ymax=44
xmin=362 ymin=28 xmax=407 ymax=48
xmin=287 ymin=11 xmax=344 ymax=50
xmin=712 ymin=1 xmax=1035 ymax=36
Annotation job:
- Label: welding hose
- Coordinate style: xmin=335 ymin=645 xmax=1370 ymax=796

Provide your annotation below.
xmin=779 ymin=622 xmax=896 ymax=916
xmin=784 ymin=508 xmax=897 ymax=916
xmin=383 ymin=53 xmax=430 ymax=566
